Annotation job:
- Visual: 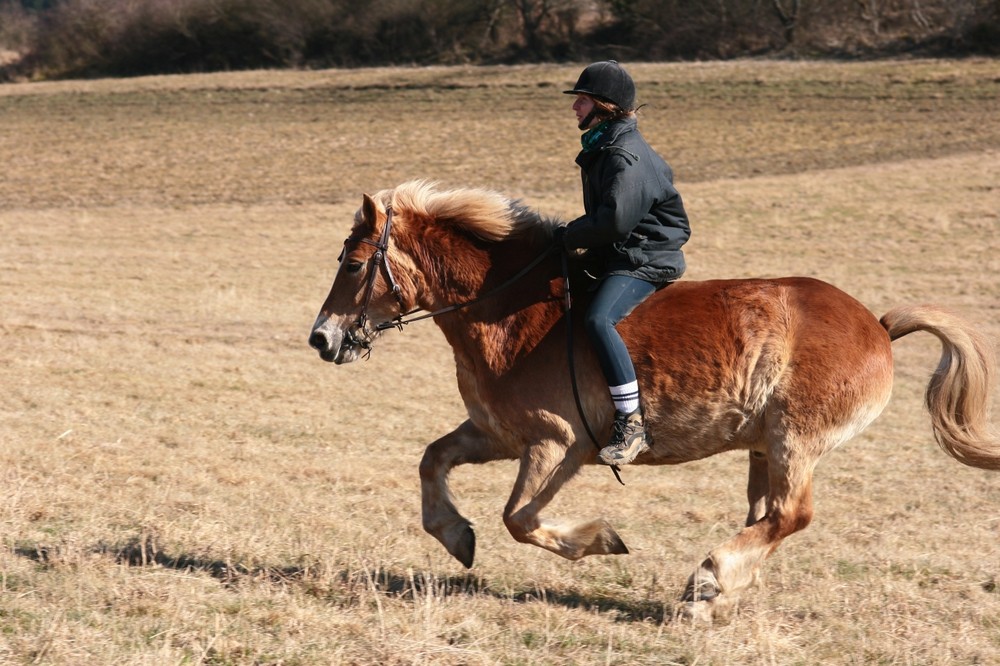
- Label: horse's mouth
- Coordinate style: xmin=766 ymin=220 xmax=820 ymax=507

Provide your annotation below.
xmin=309 ymin=322 xmax=374 ymax=364
xmin=315 ymin=343 xmax=361 ymax=365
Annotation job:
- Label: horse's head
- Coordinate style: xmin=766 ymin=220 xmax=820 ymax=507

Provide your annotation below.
xmin=309 ymin=193 xmax=411 ymax=364
xmin=310 ymin=180 xmax=565 ymax=364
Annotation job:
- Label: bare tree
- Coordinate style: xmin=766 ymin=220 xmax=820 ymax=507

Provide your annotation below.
xmin=506 ymin=0 xmax=582 ymax=55
xmin=509 ymin=0 xmax=549 ymax=52
xmin=908 ymin=0 xmax=931 ymax=30
xmin=772 ymin=0 xmax=801 ymax=43
xmin=855 ymin=0 xmax=885 ymax=34
xmin=479 ymin=0 xmax=507 ymax=50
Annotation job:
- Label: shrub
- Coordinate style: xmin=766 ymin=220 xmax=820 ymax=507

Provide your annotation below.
xmin=2 ymin=0 xmax=998 ymax=80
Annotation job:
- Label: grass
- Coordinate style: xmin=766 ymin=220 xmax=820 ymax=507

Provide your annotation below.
xmin=0 ymin=59 xmax=999 ymax=664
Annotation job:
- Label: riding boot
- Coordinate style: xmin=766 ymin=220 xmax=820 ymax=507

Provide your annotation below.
xmin=598 ymin=407 xmax=649 ymax=465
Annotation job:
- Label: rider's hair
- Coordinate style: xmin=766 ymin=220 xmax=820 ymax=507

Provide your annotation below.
xmin=591 ymin=96 xmax=636 ymax=122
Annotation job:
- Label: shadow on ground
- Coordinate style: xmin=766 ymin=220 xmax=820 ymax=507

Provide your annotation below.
xmin=14 ymin=536 xmax=675 ymax=623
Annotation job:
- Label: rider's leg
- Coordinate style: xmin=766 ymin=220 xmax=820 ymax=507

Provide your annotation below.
xmin=583 ymin=274 xmax=657 ymax=465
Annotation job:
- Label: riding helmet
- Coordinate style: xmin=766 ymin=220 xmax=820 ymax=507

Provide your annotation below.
xmin=564 ymin=60 xmax=636 ymax=111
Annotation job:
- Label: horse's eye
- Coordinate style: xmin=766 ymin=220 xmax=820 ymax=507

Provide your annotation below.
xmin=345 ymin=260 xmax=363 ymax=274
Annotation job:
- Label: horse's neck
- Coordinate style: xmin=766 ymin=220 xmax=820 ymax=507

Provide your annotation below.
xmin=414 ymin=235 xmax=563 ymax=377
xmin=437 ymin=298 xmax=563 ymax=378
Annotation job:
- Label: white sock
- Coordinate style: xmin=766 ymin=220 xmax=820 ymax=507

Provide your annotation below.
xmin=609 ymin=381 xmax=640 ymax=414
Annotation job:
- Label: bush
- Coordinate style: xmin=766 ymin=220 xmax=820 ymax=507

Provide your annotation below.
xmin=2 ymin=0 xmax=520 ymax=79
xmin=2 ymin=0 xmax=998 ymax=81
xmin=10 ymin=0 xmax=308 ymax=78
xmin=0 ymin=1 xmax=36 ymax=72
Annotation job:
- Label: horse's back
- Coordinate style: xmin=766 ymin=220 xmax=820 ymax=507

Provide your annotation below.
xmin=620 ymin=277 xmax=895 ymax=458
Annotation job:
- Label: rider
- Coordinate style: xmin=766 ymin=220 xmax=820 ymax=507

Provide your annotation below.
xmin=559 ymin=60 xmax=691 ymax=466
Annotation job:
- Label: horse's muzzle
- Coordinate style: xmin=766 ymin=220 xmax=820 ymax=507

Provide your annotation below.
xmin=309 ymin=322 xmax=366 ymax=364
xmin=308 ymin=330 xmax=327 ymax=352
xmin=308 ymin=329 xmax=338 ymax=362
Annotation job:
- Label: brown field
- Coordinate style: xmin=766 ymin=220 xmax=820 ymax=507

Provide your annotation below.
xmin=1 ymin=59 xmax=999 ymax=664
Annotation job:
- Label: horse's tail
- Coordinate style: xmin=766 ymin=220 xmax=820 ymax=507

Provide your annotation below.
xmin=880 ymin=305 xmax=1000 ymax=470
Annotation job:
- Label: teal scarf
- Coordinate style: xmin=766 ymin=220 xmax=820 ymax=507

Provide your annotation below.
xmin=580 ymin=120 xmax=611 ymax=152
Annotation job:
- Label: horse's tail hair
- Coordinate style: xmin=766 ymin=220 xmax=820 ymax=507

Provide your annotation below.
xmin=880 ymin=305 xmax=1000 ymax=470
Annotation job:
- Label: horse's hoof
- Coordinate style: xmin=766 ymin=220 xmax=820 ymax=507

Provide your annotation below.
xmin=681 ymin=581 xmax=719 ymax=602
xmin=598 ymin=520 xmax=629 ymax=555
xmin=677 ymin=594 xmax=737 ymax=624
xmin=678 ymin=600 xmax=716 ymax=623
xmin=451 ymin=523 xmax=475 ymax=569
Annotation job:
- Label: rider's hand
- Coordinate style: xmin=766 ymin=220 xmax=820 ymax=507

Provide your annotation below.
xmin=552 ymin=225 xmax=568 ymax=247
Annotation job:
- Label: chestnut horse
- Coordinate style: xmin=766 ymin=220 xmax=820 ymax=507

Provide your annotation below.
xmin=309 ymin=181 xmax=999 ymax=620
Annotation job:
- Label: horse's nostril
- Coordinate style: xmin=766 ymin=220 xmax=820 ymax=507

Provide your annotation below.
xmin=308 ymin=330 xmax=329 ymax=351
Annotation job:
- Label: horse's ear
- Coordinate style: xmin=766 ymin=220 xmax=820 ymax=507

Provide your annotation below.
xmin=361 ymin=193 xmax=379 ymax=224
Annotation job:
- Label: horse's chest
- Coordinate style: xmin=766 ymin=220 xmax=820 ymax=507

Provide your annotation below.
xmin=454 ymin=360 xmax=522 ymax=442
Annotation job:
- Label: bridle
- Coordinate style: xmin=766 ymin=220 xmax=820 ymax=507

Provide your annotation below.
xmin=343 ymin=205 xmax=406 ymax=351
xmin=342 ymin=203 xmax=556 ymax=353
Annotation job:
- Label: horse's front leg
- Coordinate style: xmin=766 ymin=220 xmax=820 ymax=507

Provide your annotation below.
xmin=746 ymin=450 xmax=769 ymax=527
xmin=503 ymin=438 xmax=628 ymax=560
xmin=419 ymin=419 xmax=517 ymax=568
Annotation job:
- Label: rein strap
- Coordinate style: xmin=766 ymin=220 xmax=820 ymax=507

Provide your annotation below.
xmin=560 ymin=249 xmax=625 ymax=485
xmin=374 ymin=240 xmax=557 ymax=332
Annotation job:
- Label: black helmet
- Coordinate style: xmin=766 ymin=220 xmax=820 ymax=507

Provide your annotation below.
xmin=563 ymin=60 xmax=636 ymax=111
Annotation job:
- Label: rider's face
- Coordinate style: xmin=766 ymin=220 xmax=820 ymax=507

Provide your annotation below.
xmin=573 ymin=94 xmax=599 ymax=129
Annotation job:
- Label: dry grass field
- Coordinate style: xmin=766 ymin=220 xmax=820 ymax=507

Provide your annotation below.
xmin=1 ymin=59 xmax=999 ymax=664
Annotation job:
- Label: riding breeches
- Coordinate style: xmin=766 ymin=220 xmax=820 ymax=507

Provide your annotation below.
xmin=583 ymin=274 xmax=657 ymax=387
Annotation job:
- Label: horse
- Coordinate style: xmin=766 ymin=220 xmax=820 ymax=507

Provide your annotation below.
xmin=308 ymin=180 xmax=999 ymax=620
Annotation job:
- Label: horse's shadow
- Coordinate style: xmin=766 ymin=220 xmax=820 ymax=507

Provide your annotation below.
xmin=14 ymin=538 xmax=674 ymax=624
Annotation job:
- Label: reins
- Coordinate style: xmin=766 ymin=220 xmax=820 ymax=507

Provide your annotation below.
xmin=559 ymin=249 xmax=625 ymax=485
xmin=352 ymin=207 xmax=624 ymax=483
xmin=375 ymin=236 xmax=557 ymax=334
xmin=348 ymin=205 xmax=558 ymax=341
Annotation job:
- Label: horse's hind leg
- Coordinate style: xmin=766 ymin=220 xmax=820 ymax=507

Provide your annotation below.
xmin=502 ymin=440 xmax=628 ymax=560
xmin=420 ymin=419 xmax=517 ymax=568
xmin=683 ymin=435 xmax=818 ymax=621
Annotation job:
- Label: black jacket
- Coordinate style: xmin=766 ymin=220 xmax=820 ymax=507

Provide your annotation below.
xmin=563 ymin=117 xmax=690 ymax=284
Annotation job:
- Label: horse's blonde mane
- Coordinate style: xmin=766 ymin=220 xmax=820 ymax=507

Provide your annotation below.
xmin=373 ymin=180 xmax=548 ymax=241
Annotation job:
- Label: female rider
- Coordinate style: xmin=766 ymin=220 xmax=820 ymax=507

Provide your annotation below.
xmin=559 ymin=61 xmax=691 ymax=466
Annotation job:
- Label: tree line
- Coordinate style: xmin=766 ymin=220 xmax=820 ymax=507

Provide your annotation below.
xmin=1 ymin=0 xmax=997 ymax=80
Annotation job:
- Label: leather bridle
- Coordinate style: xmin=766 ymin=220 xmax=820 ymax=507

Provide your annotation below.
xmin=342 ymin=204 xmax=556 ymax=353
xmin=343 ymin=205 xmax=406 ymax=350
